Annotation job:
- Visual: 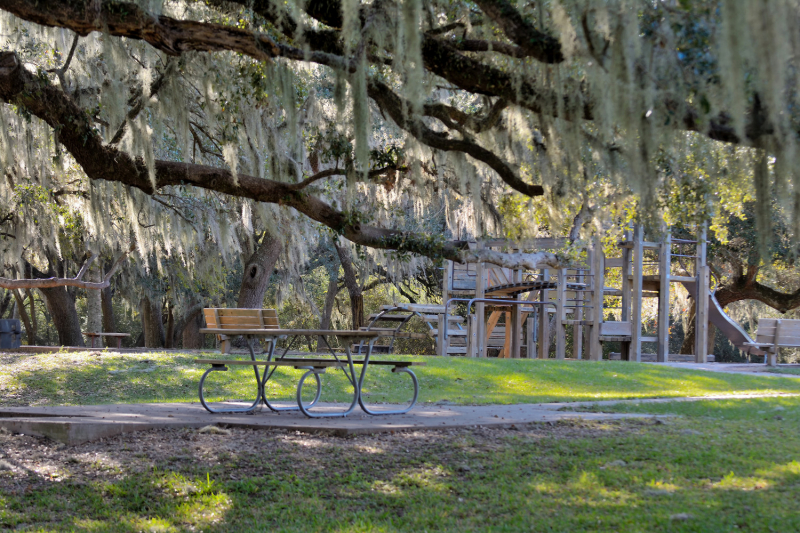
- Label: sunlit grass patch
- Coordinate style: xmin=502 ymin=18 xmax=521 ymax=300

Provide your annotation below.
xmin=4 ymin=350 xmax=800 ymax=408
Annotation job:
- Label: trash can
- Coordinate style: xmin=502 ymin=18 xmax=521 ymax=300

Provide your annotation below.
xmin=0 ymin=319 xmax=22 ymax=348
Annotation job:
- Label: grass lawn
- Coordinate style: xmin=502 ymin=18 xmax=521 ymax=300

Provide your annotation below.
xmin=766 ymin=367 xmax=800 ymax=376
xmin=2 ymin=396 xmax=800 ymax=531
xmin=3 ymin=350 xmax=800 ymax=407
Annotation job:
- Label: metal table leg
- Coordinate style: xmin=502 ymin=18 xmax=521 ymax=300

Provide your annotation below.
xmin=296 ymin=335 xmax=360 ymax=418
xmin=198 ymin=363 xmax=262 ymax=414
xmin=198 ymin=335 xmax=264 ymax=414
xmin=259 ymin=335 xmax=322 ymax=412
xmin=357 ymin=338 xmax=420 ymax=415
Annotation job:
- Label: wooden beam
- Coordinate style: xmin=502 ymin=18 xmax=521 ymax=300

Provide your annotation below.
xmin=630 ymin=225 xmax=644 ymax=362
xmin=694 ymin=225 xmax=709 ymax=363
xmin=572 ymin=268 xmax=585 ymax=359
xmin=537 ymin=268 xmax=550 ymax=359
xmin=657 ymin=232 xmax=671 ymax=362
xmin=526 ymin=314 xmax=536 ymax=358
xmin=555 ymin=268 xmax=567 ymax=359
xmin=620 ymin=227 xmax=632 ymax=360
xmin=588 ymin=237 xmax=604 ymax=361
xmin=475 ymin=243 xmax=487 ymax=358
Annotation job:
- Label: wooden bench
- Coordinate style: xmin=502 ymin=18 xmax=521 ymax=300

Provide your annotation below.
xmin=203 ymin=308 xmax=280 ymax=354
xmin=82 ymin=332 xmax=130 ymax=349
xmin=743 ymin=318 xmax=800 ymax=366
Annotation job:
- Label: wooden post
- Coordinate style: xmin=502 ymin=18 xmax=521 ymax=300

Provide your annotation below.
xmin=620 ymin=227 xmax=632 ymax=361
xmin=526 ymin=314 xmax=536 ymax=358
xmin=437 ymin=260 xmax=453 ymax=356
xmin=475 ymin=243 xmax=487 ymax=358
xmin=768 ymin=319 xmax=782 ymax=367
xmin=437 ymin=312 xmax=449 ymax=356
xmin=631 ymin=225 xmax=644 ymax=362
xmin=572 ymin=268 xmax=584 ymax=359
xmin=537 ymin=269 xmax=550 ymax=359
xmin=467 ymin=314 xmax=478 ymax=358
xmin=694 ymin=225 xmax=709 ymax=363
xmin=510 ymin=252 xmax=523 ymax=358
xmin=555 ymin=268 xmax=567 ymax=359
xmin=588 ymin=237 xmax=604 ymax=361
xmin=657 ymin=232 xmax=672 ymax=362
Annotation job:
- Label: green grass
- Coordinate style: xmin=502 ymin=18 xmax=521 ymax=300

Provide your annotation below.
xmin=3 ymin=350 xmax=800 ymax=407
xmin=766 ymin=367 xmax=800 ymax=376
xmin=4 ymin=352 xmax=800 ymax=531
xmin=3 ymin=398 xmax=800 ymax=531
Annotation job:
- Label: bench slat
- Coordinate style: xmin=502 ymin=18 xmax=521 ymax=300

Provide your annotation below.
xmin=207 ymin=308 xmax=278 ymax=318
xmin=196 ymin=358 xmax=425 ymax=367
xmin=195 ymin=358 xmax=345 ymax=368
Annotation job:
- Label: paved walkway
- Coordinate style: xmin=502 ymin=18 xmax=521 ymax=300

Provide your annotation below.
xmin=0 ymin=401 xmax=662 ymax=444
xmin=646 ymin=362 xmax=800 ymax=377
xmin=3 ymin=360 xmax=797 ymax=445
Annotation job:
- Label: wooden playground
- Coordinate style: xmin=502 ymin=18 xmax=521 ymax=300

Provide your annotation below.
xmin=359 ymin=226 xmax=767 ymax=363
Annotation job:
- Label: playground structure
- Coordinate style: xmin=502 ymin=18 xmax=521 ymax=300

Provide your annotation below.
xmin=361 ymin=226 xmax=765 ymax=362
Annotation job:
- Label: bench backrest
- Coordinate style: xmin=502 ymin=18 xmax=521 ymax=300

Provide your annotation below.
xmin=755 ymin=318 xmax=800 ymax=347
xmin=203 ymin=308 xmax=280 ymax=330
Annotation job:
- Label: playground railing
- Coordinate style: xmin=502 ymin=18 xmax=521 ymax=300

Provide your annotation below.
xmin=443 ymin=298 xmax=558 ymax=342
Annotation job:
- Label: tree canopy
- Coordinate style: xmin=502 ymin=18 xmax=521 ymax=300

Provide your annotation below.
xmin=0 ymin=0 xmax=798 ymax=301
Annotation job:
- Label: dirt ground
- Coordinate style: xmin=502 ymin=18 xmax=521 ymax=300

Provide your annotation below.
xmin=0 ymin=420 xmax=645 ymax=497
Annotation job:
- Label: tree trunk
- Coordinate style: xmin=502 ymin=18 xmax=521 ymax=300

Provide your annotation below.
xmin=0 ymin=290 xmax=12 ymax=318
xmin=173 ymin=302 xmax=205 ymax=348
xmin=334 ymin=241 xmax=364 ymax=330
xmin=680 ymin=299 xmax=717 ymax=356
xmin=237 ymin=230 xmax=283 ymax=308
xmin=181 ymin=310 xmax=204 ymax=349
xmin=85 ymin=266 xmax=103 ymax=334
xmin=100 ymin=281 xmax=117 ymax=346
xmin=318 ymin=275 xmax=340 ymax=347
xmin=141 ymin=295 xmax=165 ymax=348
xmin=165 ymin=305 xmax=175 ymax=348
xmin=11 ymin=289 xmax=34 ymax=345
xmin=26 ymin=289 xmax=37 ymax=345
xmin=320 ymin=276 xmax=340 ymax=330
xmin=39 ymin=285 xmax=85 ymax=346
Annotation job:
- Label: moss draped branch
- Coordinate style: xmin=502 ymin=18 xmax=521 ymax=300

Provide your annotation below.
xmin=0 ymin=245 xmax=134 ymax=290
xmin=0 ymin=50 xmax=560 ymax=269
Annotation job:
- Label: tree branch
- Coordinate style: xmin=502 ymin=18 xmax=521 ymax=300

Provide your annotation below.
xmin=0 ymin=0 xmax=280 ymax=61
xmin=368 ymin=80 xmax=544 ymax=197
xmin=470 ymin=0 xmax=564 ymax=63
xmin=0 ymin=49 xmax=563 ymax=270
xmin=109 ymin=58 xmax=177 ymax=145
xmin=0 ymin=245 xmax=134 ymax=290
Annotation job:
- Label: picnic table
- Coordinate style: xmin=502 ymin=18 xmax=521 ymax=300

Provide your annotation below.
xmin=196 ymin=328 xmax=425 ymax=418
xmin=82 ymin=332 xmax=130 ymax=349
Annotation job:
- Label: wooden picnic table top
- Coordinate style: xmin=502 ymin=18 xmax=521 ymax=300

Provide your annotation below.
xmin=199 ymin=328 xmax=382 ymax=337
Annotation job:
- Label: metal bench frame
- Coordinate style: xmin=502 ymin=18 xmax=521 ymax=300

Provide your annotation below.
xmin=196 ymin=328 xmax=423 ymax=418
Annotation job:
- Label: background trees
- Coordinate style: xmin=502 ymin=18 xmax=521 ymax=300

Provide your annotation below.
xmin=0 ymin=0 xmax=799 ymax=352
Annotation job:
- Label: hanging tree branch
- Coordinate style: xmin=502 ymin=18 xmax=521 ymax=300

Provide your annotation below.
xmin=0 ymin=50 xmax=561 ymax=270
xmin=0 ymin=244 xmax=135 ymax=290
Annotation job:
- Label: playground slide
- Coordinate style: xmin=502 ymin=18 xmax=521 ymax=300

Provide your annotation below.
xmin=680 ymin=280 xmax=765 ymax=356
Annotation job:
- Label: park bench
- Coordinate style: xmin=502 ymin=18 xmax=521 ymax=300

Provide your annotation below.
xmin=195 ymin=327 xmax=425 ymax=418
xmin=82 ymin=331 xmax=130 ymax=349
xmin=202 ymin=308 xmax=280 ymax=353
xmin=743 ymin=318 xmax=800 ymax=366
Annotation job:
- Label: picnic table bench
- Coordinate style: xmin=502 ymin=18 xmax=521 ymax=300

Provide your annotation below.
xmin=196 ymin=308 xmax=425 ymax=418
xmin=743 ymin=318 xmax=800 ymax=366
xmin=82 ymin=332 xmax=130 ymax=349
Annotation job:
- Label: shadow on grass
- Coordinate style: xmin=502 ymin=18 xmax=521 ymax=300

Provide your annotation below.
xmin=3 ymin=420 xmax=800 ymax=532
